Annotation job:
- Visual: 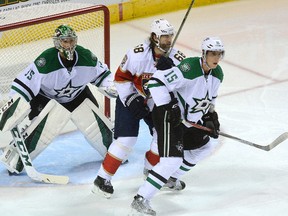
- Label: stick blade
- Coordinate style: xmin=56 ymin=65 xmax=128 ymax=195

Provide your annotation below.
xmin=40 ymin=174 xmax=69 ymax=185
xmin=266 ymin=132 xmax=288 ymax=151
xmin=26 ymin=167 xmax=69 ymax=185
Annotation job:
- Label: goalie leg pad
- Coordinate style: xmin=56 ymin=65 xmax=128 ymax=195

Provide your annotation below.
xmin=0 ymin=99 xmax=71 ymax=173
xmin=26 ymin=99 xmax=71 ymax=159
xmin=71 ymin=98 xmax=114 ymax=158
xmin=0 ymin=95 xmax=31 ymax=132
xmin=0 ymin=142 xmax=23 ymax=174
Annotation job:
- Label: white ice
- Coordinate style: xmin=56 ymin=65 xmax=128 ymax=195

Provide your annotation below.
xmin=1 ymin=0 xmax=288 ymax=215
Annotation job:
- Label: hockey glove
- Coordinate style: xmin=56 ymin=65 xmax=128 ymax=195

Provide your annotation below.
xmin=156 ymin=56 xmax=175 ymax=70
xmin=125 ymin=93 xmax=150 ymax=119
xmin=164 ymin=98 xmax=181 ymax=127
xmin=202 ymin=111 xmax=220 ymax=138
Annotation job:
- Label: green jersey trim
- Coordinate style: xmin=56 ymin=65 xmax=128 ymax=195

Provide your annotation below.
xmin=177 ymin=57 xmax=224 ymax=82
xmin=34 ymin=45 xmax=98 ymax=74
xmin=94 ymin=70 xmax=112 ymax=87
xmin=11 ymin=86 xmax=30 ymax=102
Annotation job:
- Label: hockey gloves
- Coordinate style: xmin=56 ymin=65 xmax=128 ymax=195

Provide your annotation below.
xmin=125 ymin=93 xmax=150 ymax=119
xmin=156 ymin=56 xmax=175 ymax=70
xmin=202 ymin=111 xmax=220 ymax=138
xmin=164 ymin=98 xmax=181 ymax=127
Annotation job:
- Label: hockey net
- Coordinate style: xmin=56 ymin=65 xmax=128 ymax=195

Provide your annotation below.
xmin=0 ymin=3 xmax=111 ymax=117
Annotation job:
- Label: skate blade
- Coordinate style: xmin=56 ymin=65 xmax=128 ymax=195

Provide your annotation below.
xmin=91 ymin=186 xmax=112 ymax=199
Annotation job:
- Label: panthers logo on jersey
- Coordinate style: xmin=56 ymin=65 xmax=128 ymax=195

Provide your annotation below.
xmin=141 ymin=73 xmax=153 ymax=97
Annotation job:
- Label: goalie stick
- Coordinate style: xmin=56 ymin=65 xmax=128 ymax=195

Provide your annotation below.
xmin=10 ymin=125 xmax=69 ymax=184
xmin=184 ymin=121 xmax=288 ymax=151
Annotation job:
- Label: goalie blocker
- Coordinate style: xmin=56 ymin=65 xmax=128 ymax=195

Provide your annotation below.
xmin=1 ymin=97 xmax=113 ymax=174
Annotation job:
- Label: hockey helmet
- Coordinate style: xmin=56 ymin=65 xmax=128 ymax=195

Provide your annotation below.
xmin=201 ymin=37 xmax=225 ymax=59
xmin=53 ymin=24 xmax=78 ymax=60
xmin=151 ymin=19 xmax=175 ymax=38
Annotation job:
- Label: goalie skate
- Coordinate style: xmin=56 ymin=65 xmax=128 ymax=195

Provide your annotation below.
xmin=161 ymin=177 xmax=186 ymax=191
xmin=92 ymin=176 xmax=114 ymax=199
xmin=130 ymin=195 xmax=156 ymax=216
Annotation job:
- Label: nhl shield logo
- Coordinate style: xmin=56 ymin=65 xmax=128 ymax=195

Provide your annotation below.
xmin=36 ymin=57 xmax=46 ymax=67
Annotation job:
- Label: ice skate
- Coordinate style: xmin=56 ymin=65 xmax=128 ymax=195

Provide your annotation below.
xmin=92 ymin=176 xmax=114 ymax=198
xmin=162 ymin=177 xmax=186 ymax=191
xmin=131 ymin=195 xmax=156 ymax=215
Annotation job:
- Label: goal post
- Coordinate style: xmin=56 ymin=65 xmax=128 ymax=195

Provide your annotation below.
xmin=0 ymin=4 xmax=111 ymax=118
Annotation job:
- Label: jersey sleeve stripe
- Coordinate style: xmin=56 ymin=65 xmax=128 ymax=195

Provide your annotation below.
xmin=148 ymin=77 xmax=165 ymax=89
xmin=94 ymin=70 xmax=111 ymax=87
xmin=13 ymin=78 xmax=35 ymax=99
xmin=11 ymin=86 xmax=30 ymax=102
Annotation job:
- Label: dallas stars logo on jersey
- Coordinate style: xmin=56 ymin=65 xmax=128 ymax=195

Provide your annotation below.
xmin=54 ymin=80 xmax=82 ymax=98
xmin=190 ymin=92 xmax=211 ymax=114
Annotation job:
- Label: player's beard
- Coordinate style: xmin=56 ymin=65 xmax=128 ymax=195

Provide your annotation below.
xmin=159 ymin=43 xmax=171 ymax=53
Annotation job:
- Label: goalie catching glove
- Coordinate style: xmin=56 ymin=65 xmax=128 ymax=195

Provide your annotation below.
xmin=202 ymin=111 xmax=220 ymax=138
xmin=164 ymin=98 xmax=181 ymax=127
xmin=125 ymin=93 xmax=150 ymax=119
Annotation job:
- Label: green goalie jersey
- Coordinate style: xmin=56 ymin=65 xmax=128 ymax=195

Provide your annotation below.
xmin=148 ymin=57 xmax=223 ymax=123
xmin=10 ymin=45 xmax=112 ymax=103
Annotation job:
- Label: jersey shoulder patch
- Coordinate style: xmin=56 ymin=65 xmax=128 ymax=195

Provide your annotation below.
xmin=177 ymin=57 xmax=203 ymax=80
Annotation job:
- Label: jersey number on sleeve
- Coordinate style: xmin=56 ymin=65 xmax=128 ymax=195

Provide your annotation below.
xmin=174 ymin=51 xmax=186 ymax=62
xmin=164 ymin=70 xmax=178 ymax=83
xmin=24 ymin=69 xmax=35 ymax=80
xmin=133 ymin=44 xmax=144 ymax=53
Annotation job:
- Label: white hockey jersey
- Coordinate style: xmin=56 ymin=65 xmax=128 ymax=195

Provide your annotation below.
xmin=114 ymin=41 xmax=185 ymax=110
xmin=148 ymin=57 xmax=224 ymax=123
xmin=10 ymin=45 xmax=113 ymax=103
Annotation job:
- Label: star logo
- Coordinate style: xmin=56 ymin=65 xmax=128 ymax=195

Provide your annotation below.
xmin=175 ymin=141 xmax=184 ymax=153
xmin=189 ymin=92 xmax=211 ymax=114
xmin=54 ymin=80 xmax=82 ymax=98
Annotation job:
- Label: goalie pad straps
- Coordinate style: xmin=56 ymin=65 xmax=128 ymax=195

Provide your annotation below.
xmin=71 ymin=98 xmax=113 ymax=158
xmin=0 ymin=95 xmax=31 ymax=132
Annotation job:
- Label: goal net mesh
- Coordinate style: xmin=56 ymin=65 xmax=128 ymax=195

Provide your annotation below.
xmin=0 ymin=3 xmax=110 ymax=114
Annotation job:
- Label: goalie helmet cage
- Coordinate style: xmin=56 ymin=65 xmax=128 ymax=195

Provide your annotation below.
xmin=0 ymin=4 xmax=111 ymax=118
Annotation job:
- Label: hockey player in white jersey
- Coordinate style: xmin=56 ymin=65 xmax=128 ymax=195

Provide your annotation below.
xmin=92 ymin=19 xmax=186 ymax=198
xmin=131 ymin=37 xmax=225 ymax=215
xmin=0 ymin=24 xmax=116 ymax=175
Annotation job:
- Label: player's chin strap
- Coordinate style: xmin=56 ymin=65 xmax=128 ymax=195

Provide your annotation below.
xmin=155 ymin=39 xmax=171 ymax=54
xmin=71 ymin=98 xmax=114 ymax=158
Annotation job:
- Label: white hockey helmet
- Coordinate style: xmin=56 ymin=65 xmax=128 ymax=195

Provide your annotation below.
xmin=53 ymin=24 xmax=78 ymax=61
xmin=151 ymin=19 xmax=175 ymax=37
xmin=201 ymin=37 xmax=225 ymax=59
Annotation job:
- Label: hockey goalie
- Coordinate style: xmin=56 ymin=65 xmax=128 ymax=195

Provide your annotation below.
xmin=0 ymin=24 xmax=117 ymax=175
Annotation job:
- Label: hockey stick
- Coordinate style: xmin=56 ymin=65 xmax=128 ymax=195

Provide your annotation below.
xmin=184 ymin=121 xmax=288 ymax=151
xmin=10 ymin=125 xmax=69 ymax=184
xmin=166 ymin=0 xmax=195 ymax=57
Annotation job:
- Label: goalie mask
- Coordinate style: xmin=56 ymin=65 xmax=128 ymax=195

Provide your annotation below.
xmin=53 ymin=24 xmax=78 ymax=61
xmin=150 ymin=19 xmax=175 ymax=53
